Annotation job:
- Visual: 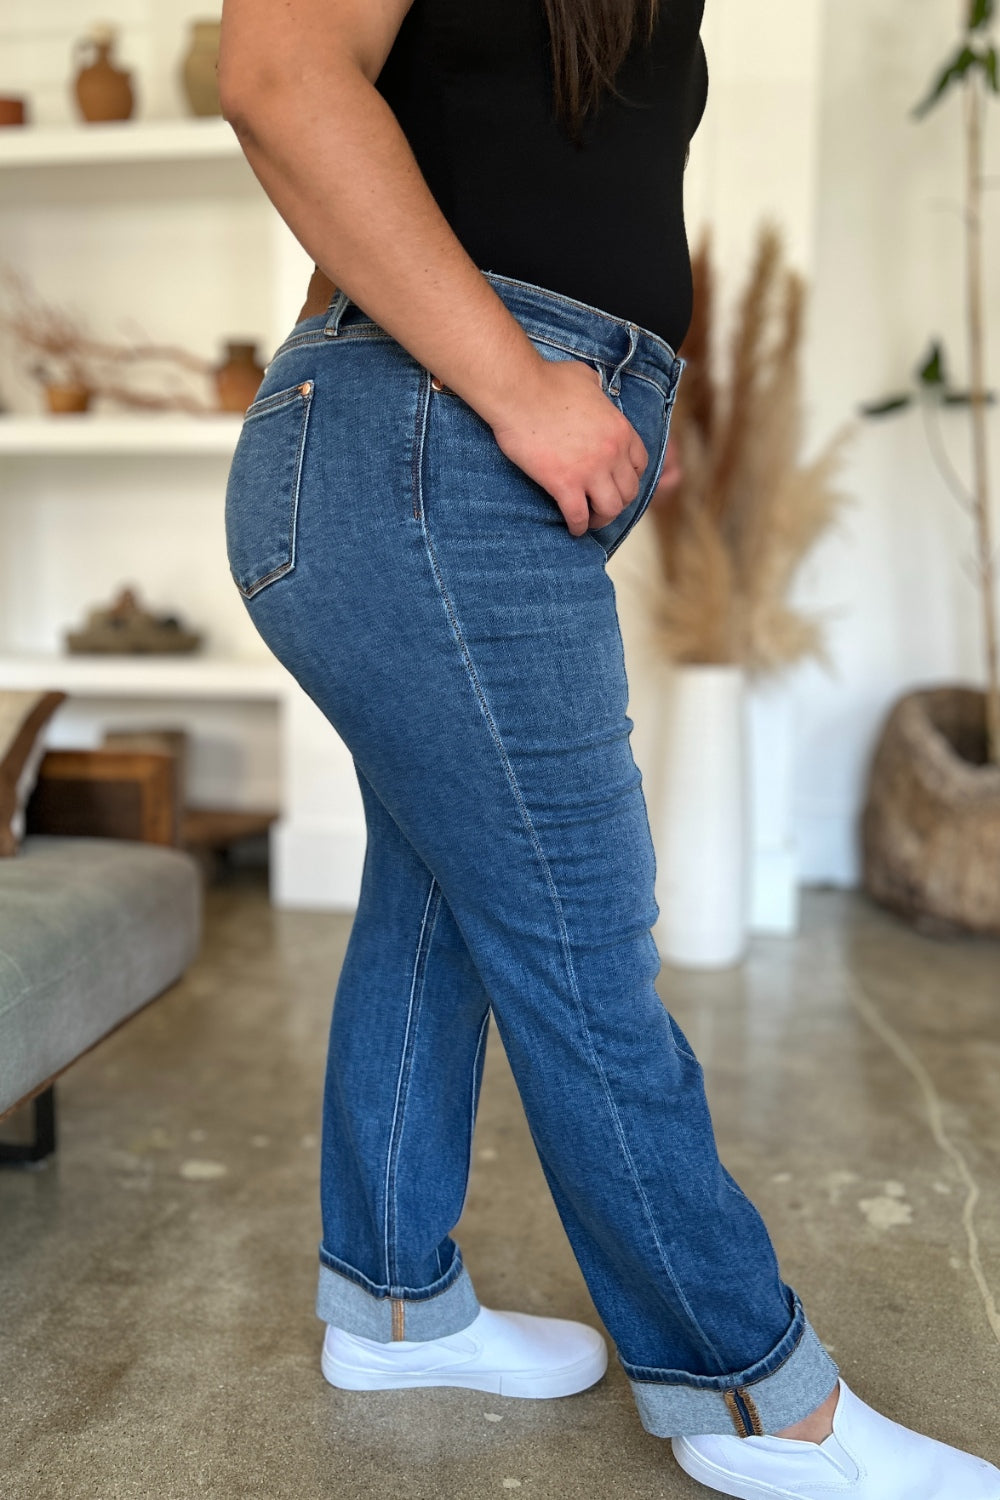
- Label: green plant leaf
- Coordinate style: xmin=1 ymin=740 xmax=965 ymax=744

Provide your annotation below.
xmin=984 ymin=45 xmax=999 ymax=92
xmin=860 ymin=394 xmax=914 ymax=418
xmin=915 ymin=44 xmax=979 ymax=115
xmin=968 ymin=0 xmax=995 ymax=32
xmin=918 ymin=341 xmax=948 ymax=386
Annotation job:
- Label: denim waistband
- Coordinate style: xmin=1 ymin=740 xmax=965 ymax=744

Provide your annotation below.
xmin=272 ymin=269 xmax=683 ymax=399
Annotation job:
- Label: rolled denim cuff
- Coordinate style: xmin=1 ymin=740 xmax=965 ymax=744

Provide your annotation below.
xmin=624 ymin=1294 xmax=839 ymax=1438
xmin=316 ymin=1247 xmax=480 ymax=1343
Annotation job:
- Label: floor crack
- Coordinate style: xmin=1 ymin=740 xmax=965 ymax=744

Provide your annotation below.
xmin=845 ymin=970 xmax=1000 ymax=1347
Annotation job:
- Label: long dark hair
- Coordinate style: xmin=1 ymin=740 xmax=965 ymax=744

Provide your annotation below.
xmin=542 ymin=0 xmax=660 ymax=141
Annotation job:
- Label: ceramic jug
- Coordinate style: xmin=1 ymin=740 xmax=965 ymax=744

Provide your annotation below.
xmin=73 ymin=24 xmax=134 ymax=123
xmin=214 ymin=342 xmax=266 ymax=413
xmin=181 ymin=20 xmax=222 ymax=117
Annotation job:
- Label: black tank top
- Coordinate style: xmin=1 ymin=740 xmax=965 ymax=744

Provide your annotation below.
xmin=375 ymin=0 xmax=708 ymax=351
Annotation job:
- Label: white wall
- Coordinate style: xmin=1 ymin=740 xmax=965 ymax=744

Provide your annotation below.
xmin=676 ymin=0 xmax=1000 ymax=885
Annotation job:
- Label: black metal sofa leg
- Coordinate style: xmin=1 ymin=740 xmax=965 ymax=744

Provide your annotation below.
xmin=0 ymin=1085 xmax=57 ymax=1166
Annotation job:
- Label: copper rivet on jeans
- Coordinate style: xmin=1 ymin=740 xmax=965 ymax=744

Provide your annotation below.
xmin=299 ymin=381 xmax=313 ymax=396
xmin=430 ymin=375 xmax=444 ymax=391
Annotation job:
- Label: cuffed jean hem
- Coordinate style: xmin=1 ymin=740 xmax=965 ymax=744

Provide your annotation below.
xmin=624 ymin=1306 xmax=839 ymax=1438
xmin=316 ymin=1250 xmax=481 ymax=1343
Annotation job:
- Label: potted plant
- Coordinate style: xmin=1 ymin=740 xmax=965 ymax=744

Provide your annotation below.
xmin=618 ymin=225 xmax=849 ymax=968
xmin=861 ymin=0 xmax=1000 ymax=936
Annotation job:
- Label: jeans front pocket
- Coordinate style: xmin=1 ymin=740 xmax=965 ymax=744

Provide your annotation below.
xmin=225 ymin=378 xmax=315 ymax=599
xmin=591 ymin=370 xmax=677 ymax=562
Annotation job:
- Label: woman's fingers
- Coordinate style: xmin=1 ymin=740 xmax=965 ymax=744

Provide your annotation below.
xmin=628 ymin=433 xmax=649 ymax=477
xmin=489 ymin=357 xmax=653 ymax=537
xmin=587 ymin=470 xmax=632 ymax=527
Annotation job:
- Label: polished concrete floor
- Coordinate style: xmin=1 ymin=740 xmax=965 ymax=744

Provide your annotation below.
xmin=1 ymin=877 xmax=998 ymax=1499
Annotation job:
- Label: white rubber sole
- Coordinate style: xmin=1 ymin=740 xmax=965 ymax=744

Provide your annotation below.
xmin=321 ymin=1339 xmax=608 ymax=1399
xmin=671 ymin=1438 xmax=803 ymax=1500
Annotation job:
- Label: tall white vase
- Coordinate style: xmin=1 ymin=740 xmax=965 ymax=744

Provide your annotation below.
xmin=652 ymin=664 xmax=749 ymax=969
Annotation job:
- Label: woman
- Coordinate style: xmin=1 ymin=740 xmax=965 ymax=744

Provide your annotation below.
xmin=217 ymin=3 xmax=998 ymax=1495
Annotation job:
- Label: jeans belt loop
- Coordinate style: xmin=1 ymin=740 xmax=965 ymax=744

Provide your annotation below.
xmin=324 ymin=290 xmax=351 ymax=338
xmin=608 ymin=322 xmax=640 ymax=397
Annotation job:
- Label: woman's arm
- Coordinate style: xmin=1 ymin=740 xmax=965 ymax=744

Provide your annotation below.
xmin=217 ymin=0 xmax=647 ymax=537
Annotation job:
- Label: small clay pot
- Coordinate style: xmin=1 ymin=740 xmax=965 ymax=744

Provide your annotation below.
xmin=214 ymin=341 xmax=266 ymax=413
xmin=0 ymin=97 xmax=28 ymax=127
xmin=73 ymin=24 xmax=134 ymax=123
xmin=181 ymin=20 xmax=222 ymax=117
xmin=44 ymin=382 xmax=92 ymax=414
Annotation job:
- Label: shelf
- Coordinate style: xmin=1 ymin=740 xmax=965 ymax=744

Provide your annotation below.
xmin=0 ymin=652 xmax=290 ymax=700
xmin=0 ymin=415 xmax=244 ymax=456
xmin=0 ymin=117 xmax=245 ymax=169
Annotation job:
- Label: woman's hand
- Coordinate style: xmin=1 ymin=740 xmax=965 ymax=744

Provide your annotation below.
xmin=488 ymin=357 xmax=649 ymax=538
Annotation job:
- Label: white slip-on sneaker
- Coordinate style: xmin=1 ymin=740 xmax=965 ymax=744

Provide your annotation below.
xmin=321 ymin=1305 xmax=608 ymax=1398
xmin=671 ymin=1379 xmax=1000 ymax=1500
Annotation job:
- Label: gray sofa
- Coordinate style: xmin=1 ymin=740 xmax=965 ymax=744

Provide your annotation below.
xmin=0 ymin=749 xmax=202 ymax=1165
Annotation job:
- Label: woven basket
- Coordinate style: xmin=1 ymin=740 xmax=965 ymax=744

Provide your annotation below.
xmin=862 ymin=685 xmax=1000 ymax=937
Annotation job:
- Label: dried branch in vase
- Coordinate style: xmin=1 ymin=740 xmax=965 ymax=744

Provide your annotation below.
xmin=0 ymin=263 xmax=219 ymax=414
xmin=644 ymin=224 xmax=853 ymax=677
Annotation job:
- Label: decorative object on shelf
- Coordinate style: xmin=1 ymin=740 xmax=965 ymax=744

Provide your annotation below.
xmin=64 ymin=587 xmax=203 ymax=655
xmin=214 ymin=340 xmax=266 ymax=413
xmin=0 ymin=264 xmax=222 ymax=415
xmin=860 ymin=0 xmax=1000 ymax=935
xmin=72 ymin=22 xmax=135 ymax=123
xmin=0 ymin=97 xmax=28 ymax=128
xmin=42 ymin=380 xmax=92 ymax=414
xmin=626 ymin=224 xmax=850 ymax=969
xmin=181 ymin=20 xmax=223 ymax=117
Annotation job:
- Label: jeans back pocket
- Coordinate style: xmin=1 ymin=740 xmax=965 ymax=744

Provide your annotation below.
xmin=225 ymin=378 xmax=315 ymax=599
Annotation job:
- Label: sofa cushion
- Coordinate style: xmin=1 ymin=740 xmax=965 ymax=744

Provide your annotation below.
xmin=0 ymin=835 xmax=202 ymax=1117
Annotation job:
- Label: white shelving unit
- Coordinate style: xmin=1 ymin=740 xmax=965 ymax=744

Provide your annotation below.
xmin=0 ymin=414 xmax=243 ymax=455
xmin=0 ymin=104 xmax=363 ymax=909
xmin=0 ymin=116 xmax=244 ymax=168
xmin=0 ymin=651 xmax=289 ymax=700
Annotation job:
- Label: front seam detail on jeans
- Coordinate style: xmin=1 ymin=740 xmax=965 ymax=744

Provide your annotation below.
xmin=458 ymin=1009 xmax=491 ymax=1221
xmin=412 ymin=371 xmax=431 ymax=520
xmin=414 ymin=398 xmax=728 ymax=1374
xmin=383 ymin=878 xmax=442 ymax=1287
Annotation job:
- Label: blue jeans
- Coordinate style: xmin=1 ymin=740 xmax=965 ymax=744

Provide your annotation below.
xmin=224 ymin=270 xmax=838 ymax=1437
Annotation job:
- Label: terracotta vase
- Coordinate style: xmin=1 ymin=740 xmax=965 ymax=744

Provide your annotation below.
xmin=181 ymin=21 xmax=222 ymax=117
xmin=214 ymin=342 xmax=266 ymax=413
xmin=0 ymin=96 xmax=28 ymax=128
xmin=73 ymin=25 xmax=134 ymax=123
xmin=44 ymin=382 xmax=92 ymax=414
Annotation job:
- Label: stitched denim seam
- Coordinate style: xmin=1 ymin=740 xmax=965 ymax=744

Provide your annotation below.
xmin=242 ymin=380 xmax=309 ymax=420
xmin=383 ymin=878 xmax=441 ymax=1286
xmin=521 ymin=331 xmax=674 ymax=405
xmin=272 ymin=328 xmax=391 ymax=362
xmin=235 ymin=382 xmax=314 ymax=599
xmin=460 ymin=1009 xmax=491 ymax=1218
xmin=414 ymin=384 xmax=727 ymax=1373
xmin=483 ymin=269 xmax=680 ymax=364
xmin=621 ymin=1292 xmax=809 ymax=1387
xmin=319 ymin=1243 xmax=467 ymax=1301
